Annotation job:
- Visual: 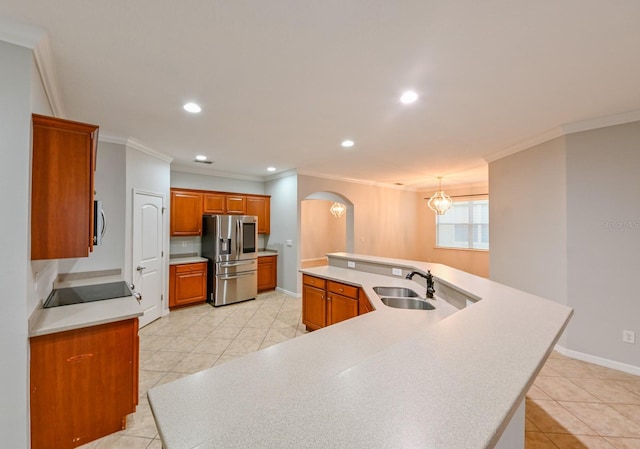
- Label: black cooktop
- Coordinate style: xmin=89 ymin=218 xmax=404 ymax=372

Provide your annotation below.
xmin=44 ymin=281 xmax=132 ymax=308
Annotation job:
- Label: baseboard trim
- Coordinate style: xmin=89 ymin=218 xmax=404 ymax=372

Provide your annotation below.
xmin=276 ymin=287 xmax=300 ymax=298
xmin=554 ymin=345 xmax=640 ymax=376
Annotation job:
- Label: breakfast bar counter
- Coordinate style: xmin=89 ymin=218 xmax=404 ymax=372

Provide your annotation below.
xmin=148 ymin=253 xmax=572 ymax=449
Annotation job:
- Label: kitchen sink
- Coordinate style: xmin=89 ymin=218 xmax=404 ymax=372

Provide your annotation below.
xmin=373 ymin=286 xmax=419 ymax=297
xmin=380 ymin=297 xmax=435 ymax=310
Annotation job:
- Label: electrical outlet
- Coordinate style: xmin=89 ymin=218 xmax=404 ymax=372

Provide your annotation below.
xmin=347 ymin=261 xmax=355 ymax=268
xmin=623 ymin=330 xmax=635 ymax=344
xmin=286 ymin=240 xmax=293 ymax=247
xmin=392 ymin=268 xmax=402 ymax=276
xmin=182 ymin=241 xmax=187 ymax=247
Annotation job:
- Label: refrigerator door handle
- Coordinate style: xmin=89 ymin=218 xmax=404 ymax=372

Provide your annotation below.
xmin=220 ymin=261 xmax=255 ymax=268
xmin=219 ymin=272 xmax=254 ymax=280
xmin=236 ymin=219 xmax=242 ymax=259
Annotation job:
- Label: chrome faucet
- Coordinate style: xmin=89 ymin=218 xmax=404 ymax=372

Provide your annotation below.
xmin=406 ymin=270 xmax=436 ymax=299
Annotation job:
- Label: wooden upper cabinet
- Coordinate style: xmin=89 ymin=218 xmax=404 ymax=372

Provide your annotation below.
xmin=225 ymin=195 xmax=246 ymax=214
xmin=170 ymin=190 xmax=203 ymax=236
xmin=31 ymin=114 xmax=99 ymax=260
xmin=246 ymin=196 xmax=271 ymax=234
xmin=170 ymin=188 xmax=271 ymax=235
xmin=203 ymin=193 xmax=226 ymax=214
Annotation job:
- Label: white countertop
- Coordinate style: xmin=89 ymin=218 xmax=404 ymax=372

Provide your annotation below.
xmin=169 ymin=251 xmax=276 ymax=265
xmin=31 ymin=272 xmax=143 ymax=337
xmin=148 ymin=253 xmax=572 ymax=449
xmin=169 ymin=256 xmax=208 ymax=265
xmin=29 ymin=295 xmax=143 ymax=337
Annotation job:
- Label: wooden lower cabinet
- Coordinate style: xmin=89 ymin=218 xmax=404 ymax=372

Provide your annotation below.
xmin=302 ymin=275 xmax=365 ymax=331
xmin=359 ymin=289 xmax=374 ymax=314
xmin=302 ymin=283 xmax=327 ymax=331
xmin=257 ymin=255 xmax=277 ymax=291
xmin=169 ymin=262 xmax=207 ymax=308
xmin=30 ymin=318 xmax=139 ymax=449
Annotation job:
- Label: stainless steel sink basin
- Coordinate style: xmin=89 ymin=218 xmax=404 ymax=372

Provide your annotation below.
xmin=381 ymin=297 xmax=435 ymax=310
xmin=373 ymin=286 xmax=419 ymax=297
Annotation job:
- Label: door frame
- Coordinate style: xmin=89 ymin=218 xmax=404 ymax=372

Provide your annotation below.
xmin=131 ymin=188 xmax=167 ymax=320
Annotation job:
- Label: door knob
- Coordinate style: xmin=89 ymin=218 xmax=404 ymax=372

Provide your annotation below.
xmin=136 ymin=266 xmax=146 ymax=272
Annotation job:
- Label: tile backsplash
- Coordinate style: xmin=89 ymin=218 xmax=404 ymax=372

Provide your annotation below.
xmin=170 ymin=236 xmax=202 ymax=256
xmin=170 ymin=235 xmax=268 ymax=257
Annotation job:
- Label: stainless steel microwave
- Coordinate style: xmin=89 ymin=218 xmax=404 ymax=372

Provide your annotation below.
xmin=93 ymin=200 xmax=105 ymax=245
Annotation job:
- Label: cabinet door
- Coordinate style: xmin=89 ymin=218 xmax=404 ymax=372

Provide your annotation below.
xmin=170 ymin=190 xmax=203 ymax=236
xmin=246 ymin=196 xmax=271 ymax=234
xmin=31 ymin=114 xmax=99 ymax=260
xmin=170 ymin=263 xmax=207 ymax=308
xmin=225 ymin=195 xmax=246 ymax=214
xmin=327 ymin=293 xmax=359 ymax=325
xmin=203 ymin=193 xmax=226 ymax=214
xmin=359 ymin=289 xmax=374 ymax=314
xmin=257 ymin=256 xmax=277 ymax=291
xmin=30 ymin=319 xmax=138 ymax=449
xmin=302 ymin=285 xmax=326 ymax=331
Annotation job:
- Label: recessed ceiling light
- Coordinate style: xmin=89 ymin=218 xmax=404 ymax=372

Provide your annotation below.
xmin=400 ymin=90 xmax=418 ymax=104
xmin=195 ymin=155 xmax=207 ymax=161
xmin=267 ymin=167 xmax=276 ymax=172
xmin=183 ymin=102 xmax=202 ymax=113
xmin=341 ymin=140 xmax=355 ymax=148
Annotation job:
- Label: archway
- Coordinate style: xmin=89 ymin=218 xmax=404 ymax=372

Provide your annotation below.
xmin=301 ymin=191 xmax=354 ymax=268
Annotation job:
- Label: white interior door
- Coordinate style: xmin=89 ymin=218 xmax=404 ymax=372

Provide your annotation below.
xmin=133 ymin=191 xmax=164 ymax=327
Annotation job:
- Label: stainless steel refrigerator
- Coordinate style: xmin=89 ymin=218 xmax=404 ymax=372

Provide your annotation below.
xmin=201 ymin=215 xmax=258 ymax=307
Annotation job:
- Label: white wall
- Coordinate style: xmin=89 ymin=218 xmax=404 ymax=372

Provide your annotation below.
xmin=0 ymin=40 xmax=33 ymax=449
xmin=297 ymin=175 xmax=422 ymax=259
xmin=170 ymin=170 xmax=265 ymax=194
xmin=265 ymin=174 xmax=298 ymax=295
xmin=565 ymin=122 xmax=640 ymax=367
xmin=490 ymin=123 xmax=640 ymax=371
xmin=489 ymin=136 xmax=568 ymax=308
xmin=301 ymin=199 xmax=346 ymax=260
xmin=59 ymin=141 xmax=126 ymax=274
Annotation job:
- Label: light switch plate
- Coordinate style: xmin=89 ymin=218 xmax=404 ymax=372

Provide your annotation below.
xmin=392 ymin=268 xmax=402 ymax=276
xmin=347 ymin=261 xmax=355 ymax=268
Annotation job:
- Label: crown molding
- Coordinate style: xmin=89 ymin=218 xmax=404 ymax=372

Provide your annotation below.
xmin=126 ymin=138 xmax=173 ymax=163
xmin=264 ymin=169 xmax=298 ymax=181
xmin=33 ymin=33 xmax=65 ymax=117
xmin=296 ymin=170 xmax=416 ymax=191
xmin=0 ymin=18 xmax=65 ymax=118
xmin=484 ymin=109 xmax=640 ymax=163
xmin=170 ymin=165 xmax=265 ymax=182
xmin=98 ymin=133 xmax=127 ymax=146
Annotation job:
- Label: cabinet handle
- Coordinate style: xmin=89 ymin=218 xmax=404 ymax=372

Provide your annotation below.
xmin=338 ymin=288 xmax=344 ymax=292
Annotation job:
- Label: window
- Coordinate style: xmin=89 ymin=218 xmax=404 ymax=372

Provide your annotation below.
xmin=436 ymin=199 xmax=489 ymax=250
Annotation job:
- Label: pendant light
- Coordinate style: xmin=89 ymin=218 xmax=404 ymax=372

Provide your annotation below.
xmin=329 ymin=202 xmax=346 ymax=218
xmin=427 ymin=177 xmax=453 ymax=215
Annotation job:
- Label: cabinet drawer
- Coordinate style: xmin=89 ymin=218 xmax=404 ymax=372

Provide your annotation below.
xmin=327 ymin=281 xmax=358 ymax=299
xmin=175 ymin=262 xmax=207 ymax=273
xmin=303 ymin=274 xmax=326 ymax=289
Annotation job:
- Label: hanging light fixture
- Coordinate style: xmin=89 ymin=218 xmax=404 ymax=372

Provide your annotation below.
xmin=329 ymin=202 xmax=346 ymax=218
xmin=427 ymin=177 xmax=453 ymax=215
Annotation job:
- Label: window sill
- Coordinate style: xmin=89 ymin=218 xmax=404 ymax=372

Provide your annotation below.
xmin=434 ymin=247 xmax=489 ymax=253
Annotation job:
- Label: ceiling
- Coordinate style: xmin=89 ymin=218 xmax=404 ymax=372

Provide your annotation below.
xmin=2 ymin=1 xmax=640 ymax=189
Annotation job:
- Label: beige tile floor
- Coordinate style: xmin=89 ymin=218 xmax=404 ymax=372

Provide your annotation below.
xmin=78 ymin=291 xmax=640 ymax=449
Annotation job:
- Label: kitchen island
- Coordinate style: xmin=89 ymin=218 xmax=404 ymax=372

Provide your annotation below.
xmin=148 ymin=253 xmax=572 ymax=449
